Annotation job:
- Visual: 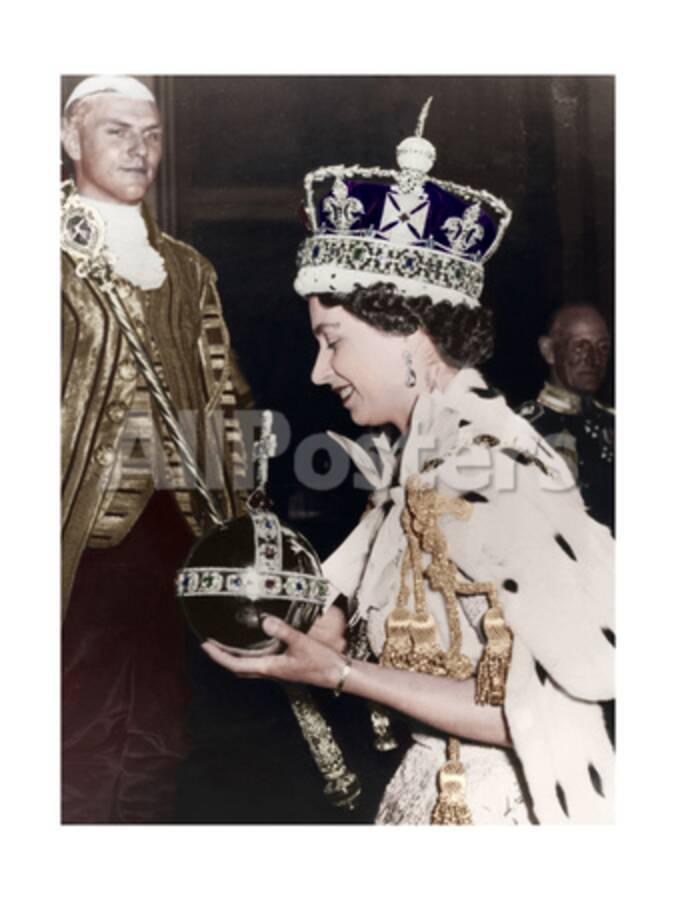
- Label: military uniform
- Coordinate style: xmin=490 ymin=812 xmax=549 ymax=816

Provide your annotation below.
xmin=517 ymin=382 xmax=614 ymax=533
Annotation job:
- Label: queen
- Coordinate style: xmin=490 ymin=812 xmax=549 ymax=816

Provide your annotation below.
xmin=202 ymin=99 xmax=615 ymax=825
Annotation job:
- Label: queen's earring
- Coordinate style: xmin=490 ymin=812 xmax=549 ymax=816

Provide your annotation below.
xmin=403 ymin=351 xmax=417 ymax=388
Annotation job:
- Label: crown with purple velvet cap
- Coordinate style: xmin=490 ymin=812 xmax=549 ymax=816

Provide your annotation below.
xmin=294 ymin=98 xmax=512 ymax=309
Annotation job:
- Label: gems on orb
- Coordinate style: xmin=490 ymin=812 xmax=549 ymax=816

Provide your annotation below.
xmin=242 ymin=567 xmax=263 ymax=600
xmin=264 ymin=575 xmax=282 ymax=594
xmin=200 ymin=571 xmax=223 ymax=593
xmin=285 ymin=575 xmax=308 ymax=598
xmin=227 ymin=573 xmax=243 ymax=592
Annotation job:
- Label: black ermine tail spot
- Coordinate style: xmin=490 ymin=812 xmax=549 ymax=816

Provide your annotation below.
xmin=588 ymin=764 xmax=605 ymax=798
xmin=534 ymin=660 xmax=548 ymax=685
xmin=501 ymin=448 xmax=530 ymax=466
xmin=470 ymin=386 xmax=501 ymax=399
xmin=461 ymin=491 xmax=489 ymax=503
xmin=554 ymin=533 xmax=577 ymax=561
xmin=555 ymin=782 xmax=569 ymax=818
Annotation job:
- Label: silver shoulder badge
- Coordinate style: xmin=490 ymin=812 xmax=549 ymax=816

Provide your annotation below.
xmin=60 ymin=181 xmax=106 ymax=263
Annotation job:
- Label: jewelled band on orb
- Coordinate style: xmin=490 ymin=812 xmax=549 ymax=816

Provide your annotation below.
xmin=176 ymin=566 xmax=331 ymax=604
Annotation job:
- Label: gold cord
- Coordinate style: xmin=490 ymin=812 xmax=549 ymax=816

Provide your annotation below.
xmin=379 ymin=475 xmax=514 ymax=824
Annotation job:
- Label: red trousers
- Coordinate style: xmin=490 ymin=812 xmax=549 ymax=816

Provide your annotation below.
xmin=62 ymin=492 xmax=195 ymax=824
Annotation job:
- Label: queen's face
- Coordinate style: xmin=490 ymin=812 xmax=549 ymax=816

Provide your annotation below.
xmin=308 ymin=296 xmax=416 ymax=432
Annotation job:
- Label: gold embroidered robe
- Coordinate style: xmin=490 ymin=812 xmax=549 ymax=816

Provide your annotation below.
xmin=61 ymin=195 xmax=251 ymax=616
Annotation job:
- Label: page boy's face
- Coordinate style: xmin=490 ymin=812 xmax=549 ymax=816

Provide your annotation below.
xmin=65 ymin=94 xmax=163 ymax=205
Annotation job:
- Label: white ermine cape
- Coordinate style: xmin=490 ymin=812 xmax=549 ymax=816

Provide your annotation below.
xmin=323 ymin=368 xmax=614 ymax=825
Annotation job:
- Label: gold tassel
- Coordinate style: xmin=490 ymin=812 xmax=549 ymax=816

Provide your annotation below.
xmin=380 ymin=607 xmax=414 ymax=669
xmin=369 ymin=704 xmax=399 ymax=752
xmin=431 ymin=738 xmax=473 ymax=825
xmin=475 ymin=605 xmax=513 ymax=706
xmin=408 ymin=611 xmax=448 ymax=675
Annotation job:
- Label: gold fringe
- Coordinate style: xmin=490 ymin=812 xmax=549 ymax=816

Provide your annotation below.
xmin=381 ymin=607 xmax=414 ymax=669
xmin=408 ymin=611 xmax=449 ymax=675
xmin=475 ymin=599 xmax=513 ymax=706
xmin=431 ymin=738 xmax=473 ymax=826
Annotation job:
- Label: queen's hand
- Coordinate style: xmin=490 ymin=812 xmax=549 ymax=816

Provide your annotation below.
xmin=201 ymin=613 xmax=347 ymax=691
xmin=307 ymin=603 xmax=348 ymax=654
xmin=202 ymin=606 xmax=511 ymax=747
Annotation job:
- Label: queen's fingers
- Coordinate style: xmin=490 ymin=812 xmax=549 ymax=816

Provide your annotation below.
xmin=201 ymin=640 xmax=278 ymax=677
xmin=260 ymin=614 xmax=303 ymax=645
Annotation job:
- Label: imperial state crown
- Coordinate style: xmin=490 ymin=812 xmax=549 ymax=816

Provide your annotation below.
xmin=295 ymin=97 xmax=512 ymax=308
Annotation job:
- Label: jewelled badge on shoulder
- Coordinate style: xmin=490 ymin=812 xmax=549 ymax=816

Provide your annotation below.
xmin=176 ymin=411 xmax=330 ymax=655
xmin=60 ymin=182 xmax=107 ymax=263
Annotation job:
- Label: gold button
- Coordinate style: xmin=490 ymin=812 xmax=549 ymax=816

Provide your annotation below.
xmin=107 ymin=402 xmax=127 ymax=424
xmin=119 ymin=361 xmax=136 ymax=381
xmin=94 ymin=444 xmax=116 ymax=467
xmin=133 ymin=317 xmax=145 ymax=335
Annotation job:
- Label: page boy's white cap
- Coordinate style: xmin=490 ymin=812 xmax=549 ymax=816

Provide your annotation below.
xmin=64 ymin=75 xmax=156 ymax=112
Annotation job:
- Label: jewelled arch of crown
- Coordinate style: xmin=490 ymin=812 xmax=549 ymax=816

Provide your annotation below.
xmin=297 ymin=97 xmax=513 ymax=304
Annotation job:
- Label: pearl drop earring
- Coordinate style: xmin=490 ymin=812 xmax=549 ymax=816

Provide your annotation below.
xmin=403 ymin=351 xmax=417 ymax=388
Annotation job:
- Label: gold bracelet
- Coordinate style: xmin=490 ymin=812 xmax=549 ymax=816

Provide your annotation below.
xmin=333 ymin=655 xmax=353 ymax=697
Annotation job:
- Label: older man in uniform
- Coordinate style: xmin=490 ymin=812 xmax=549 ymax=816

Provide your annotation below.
xmin=518 ymin=303 xmax=614 ymax=532
xmin=61 ymin=76 xmax=251 ymax=823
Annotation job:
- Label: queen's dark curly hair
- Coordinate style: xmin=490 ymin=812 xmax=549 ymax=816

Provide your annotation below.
xmin=314 ymin=282 xmax=494 ymax=367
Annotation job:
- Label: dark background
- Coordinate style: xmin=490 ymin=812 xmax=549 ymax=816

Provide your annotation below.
xmin=62 ymin=75 xmax=614 ymax=557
